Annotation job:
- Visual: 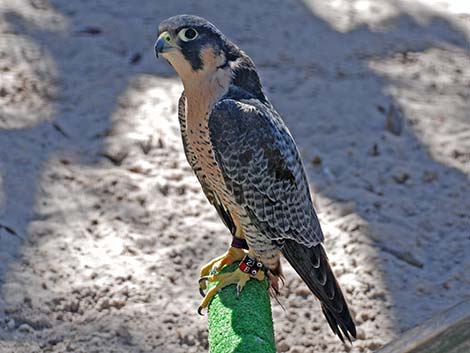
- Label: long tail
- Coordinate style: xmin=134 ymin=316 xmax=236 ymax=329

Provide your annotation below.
xmin=281 ymin=239 xmax=356 ymax=342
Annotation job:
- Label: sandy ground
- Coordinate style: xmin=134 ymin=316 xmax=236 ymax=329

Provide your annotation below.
xmin=0 ymin=0 xmax=469 ymax=352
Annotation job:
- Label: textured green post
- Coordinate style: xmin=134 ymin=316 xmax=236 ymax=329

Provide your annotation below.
xmin=207 ymin=262 xmax=276 ymax=353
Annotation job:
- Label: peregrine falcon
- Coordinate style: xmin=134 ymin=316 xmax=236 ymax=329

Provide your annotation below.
xmin=155 ymin=15 xmax=356 ymax=342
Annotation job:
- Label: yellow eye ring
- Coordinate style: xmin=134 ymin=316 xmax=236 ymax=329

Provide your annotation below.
xmin=178 ymin=28 xmax=198 ymax=42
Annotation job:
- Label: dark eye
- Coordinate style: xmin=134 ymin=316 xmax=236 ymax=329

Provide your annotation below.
xmin=178 ymin=28 xmax=198 ymax=42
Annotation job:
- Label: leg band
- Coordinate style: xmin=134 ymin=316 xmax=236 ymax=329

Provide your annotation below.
xmin=239 ymin=254 xmax=266 ymax=276
xmin=231 ymin=236 xmax=249 ymax=250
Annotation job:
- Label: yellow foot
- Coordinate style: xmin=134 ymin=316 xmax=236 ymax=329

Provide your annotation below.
xmin=199 ymin=247 xmax=245 ymax=294
xmin=197 ymin=266 xmax=265 ymax=315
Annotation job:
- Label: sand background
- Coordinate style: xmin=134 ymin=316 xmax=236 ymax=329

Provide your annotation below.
xmin=0 ymin=0 xmax=469 ymax=352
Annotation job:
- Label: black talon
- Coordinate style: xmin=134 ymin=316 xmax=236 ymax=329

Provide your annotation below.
xmin=197 ymin=306 xmax=205 ymax=316
xmin=199 ymin=276 xmax=209 ymax=285
xmin=199 ymin=276 xmax=209 ymax=297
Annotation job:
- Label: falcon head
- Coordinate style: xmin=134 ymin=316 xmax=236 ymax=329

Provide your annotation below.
xmin=155 ymin=15 xmax=237 ymax=78
xmin=155 ymin=15 xmax=265 ymax=100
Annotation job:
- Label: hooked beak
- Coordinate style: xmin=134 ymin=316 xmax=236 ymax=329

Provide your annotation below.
xmin=155 ymin=31 xmax=175 ymax=58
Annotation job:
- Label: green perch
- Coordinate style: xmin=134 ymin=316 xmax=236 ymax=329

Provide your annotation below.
xmin=207 ymin=263 xmax=276 ymax=353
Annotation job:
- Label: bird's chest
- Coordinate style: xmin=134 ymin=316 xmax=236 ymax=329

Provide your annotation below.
xmin=186 ymin=108 xmax=235 ymax=206
xmin=187 ymin=116 xmax=218 ymax=183
xmin=182 ymin=72 xmax=239 ymax=210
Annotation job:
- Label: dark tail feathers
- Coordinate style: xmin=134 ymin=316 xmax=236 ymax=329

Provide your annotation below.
xmin=281 ymin=239 xmax=356 ymax=343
